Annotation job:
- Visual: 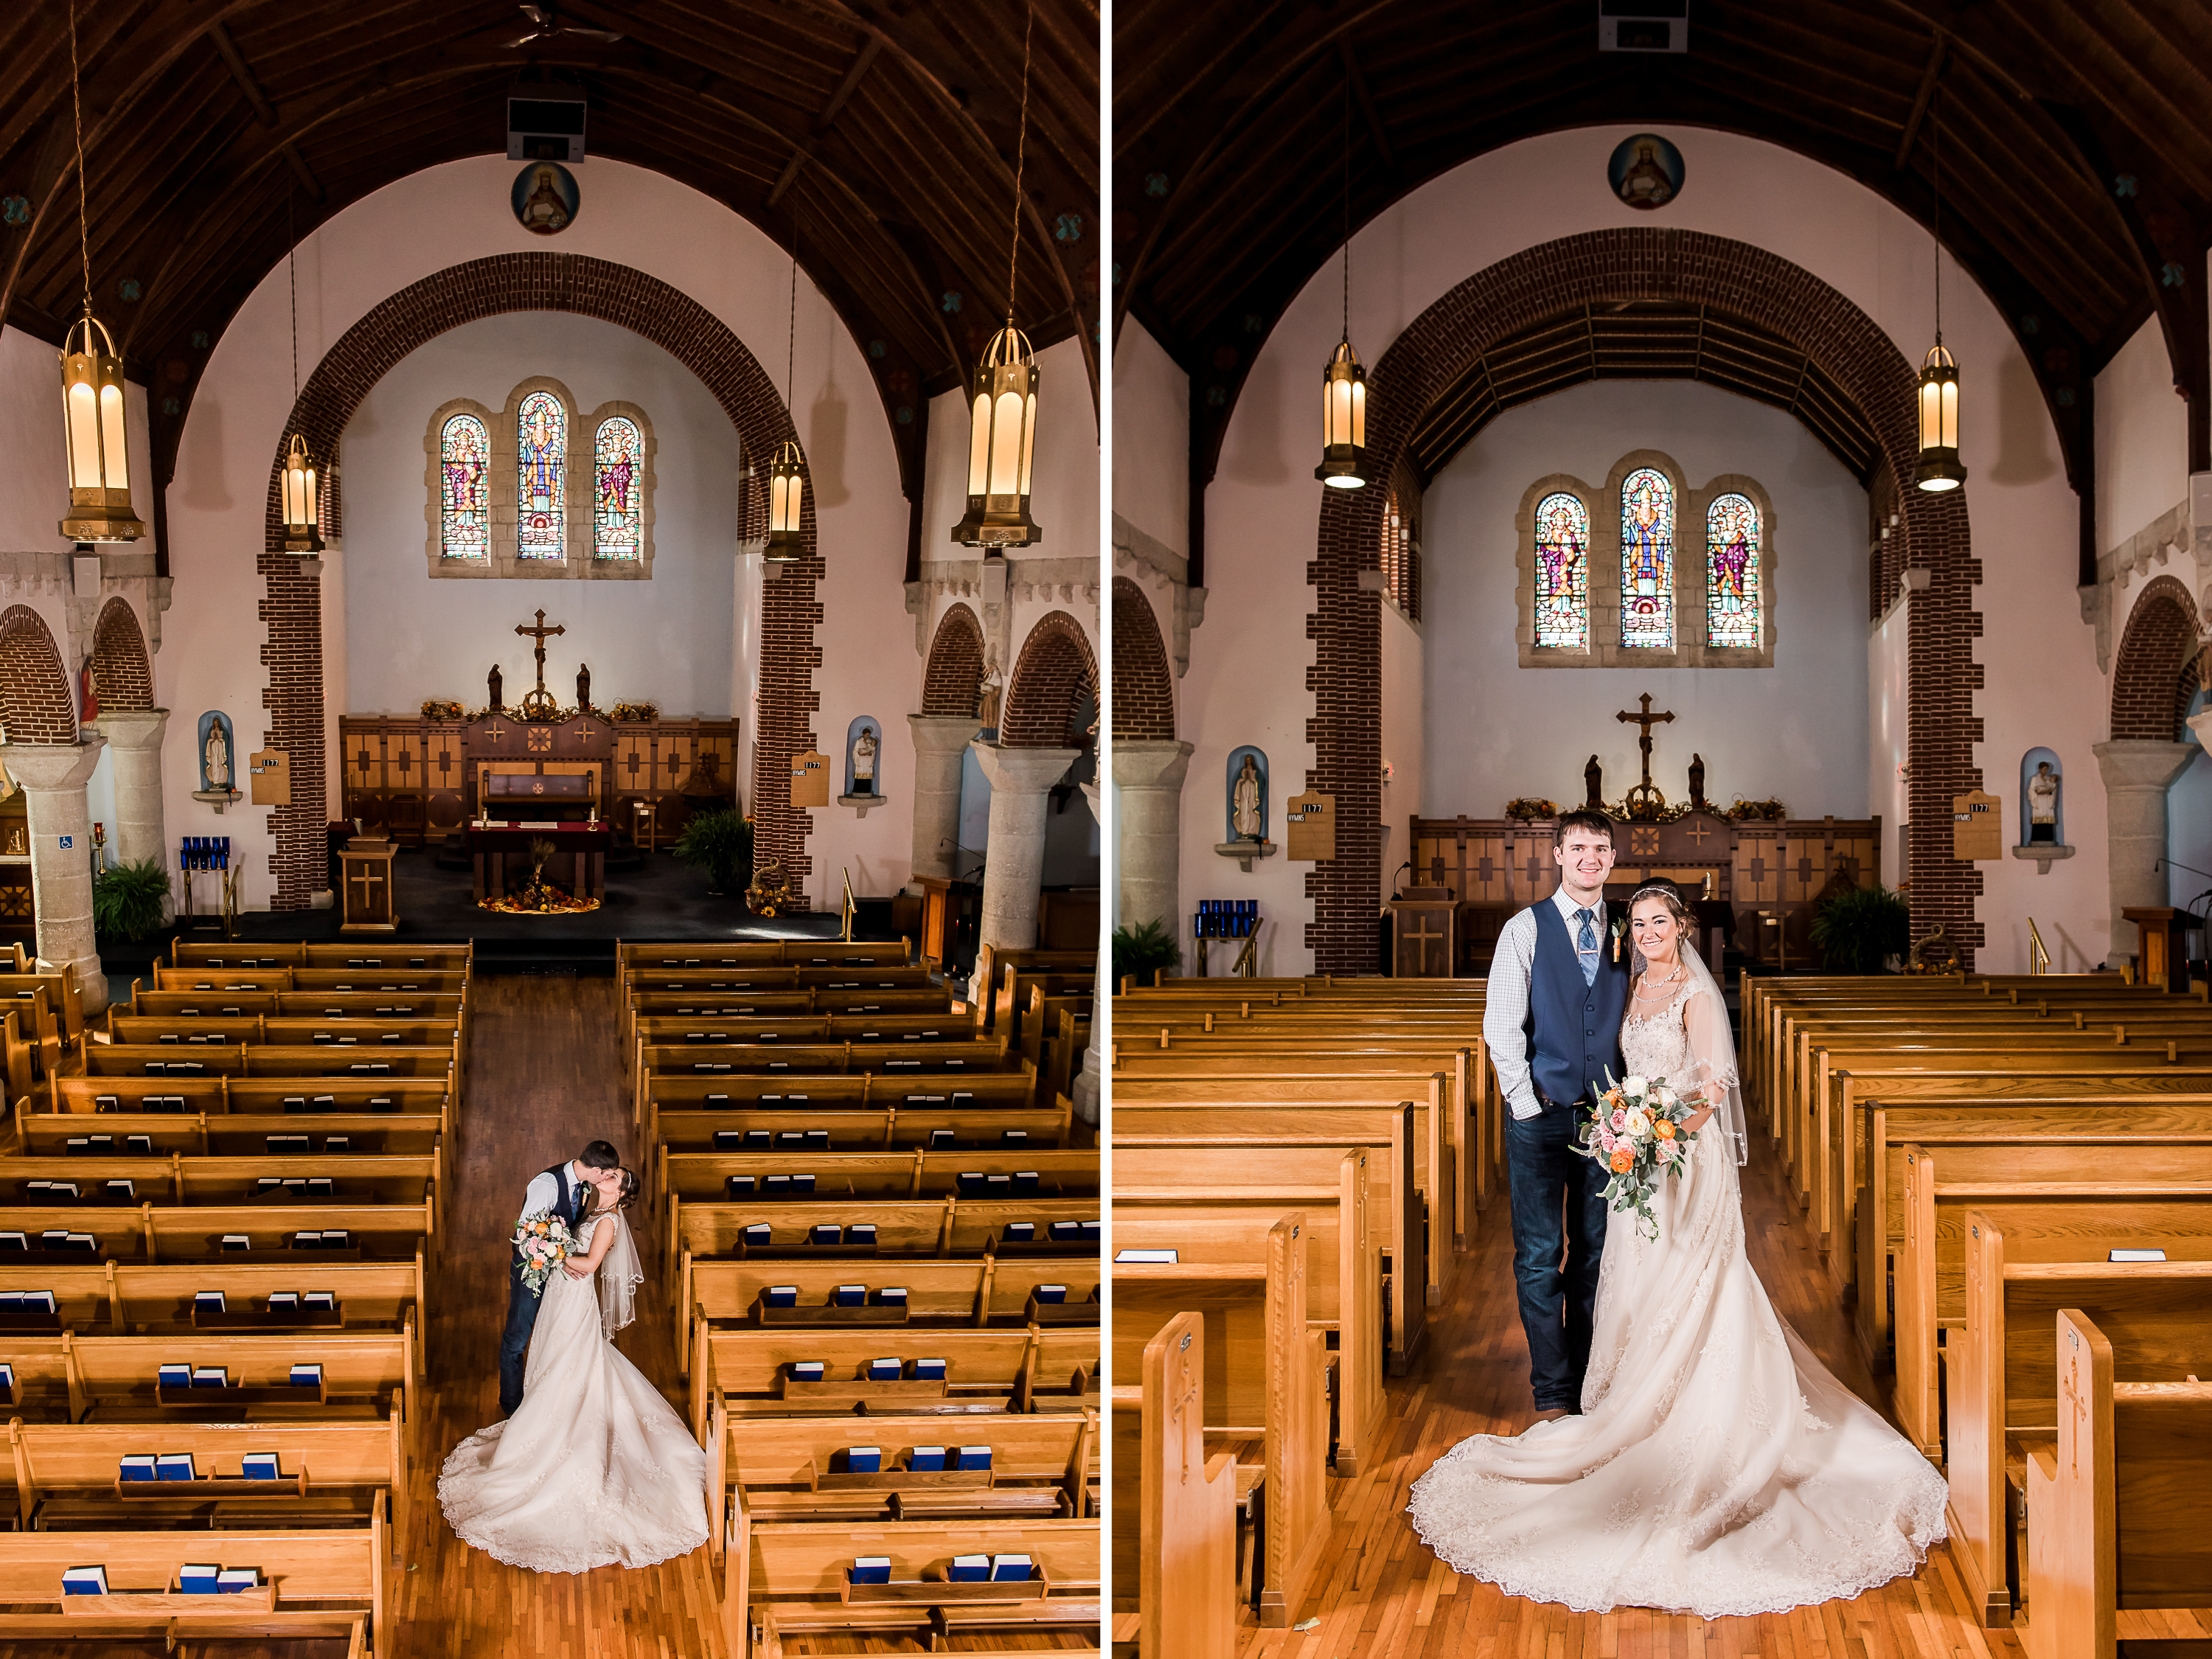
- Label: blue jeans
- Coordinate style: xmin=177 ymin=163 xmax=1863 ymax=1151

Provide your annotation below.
xmin=1505 ymin=1097 xmax=1611 ymax=1409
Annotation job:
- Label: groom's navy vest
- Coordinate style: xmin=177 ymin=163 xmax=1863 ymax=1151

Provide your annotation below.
xmin=1524 ymin=900 xmax=1629 ymax=1106
xmin=542 ymin=1162 xmax=584 ymax=1228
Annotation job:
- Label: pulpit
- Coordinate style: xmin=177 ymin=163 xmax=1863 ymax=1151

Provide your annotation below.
xmin=917 ymin=875 xmax=982 ymax=978
xmin=338 ymin=838 xmax=399 ymax=933
xmin=2121 ymin=906 xmax=2197 ymax=992
xmin=1389 ymin=887 xmax=1457 ymax=978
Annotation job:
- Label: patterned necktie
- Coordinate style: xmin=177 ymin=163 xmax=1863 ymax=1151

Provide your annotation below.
xmin=1575 ymin=908 xmax=1599 ymax=987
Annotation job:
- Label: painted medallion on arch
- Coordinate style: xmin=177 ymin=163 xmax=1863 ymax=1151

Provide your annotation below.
xmin=439 ymin=413 xmax=491 ymax=560
xmin=1533 ymin=491 xmax=1590 ymax=650
xmin=1705 ymin=492 xmax=1761 ymax=649
xmin=1618 ymin=466 xmax=1674 ymax=648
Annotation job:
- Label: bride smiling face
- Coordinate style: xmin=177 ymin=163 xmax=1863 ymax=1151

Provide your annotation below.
xmin=1630 ymin=890 xmax=1688 ymax=969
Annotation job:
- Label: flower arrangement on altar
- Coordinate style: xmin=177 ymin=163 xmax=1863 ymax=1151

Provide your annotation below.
xmin=510 ymin=1208 xmax=583 ymax=1295
xmin=477 ymin=835 xmax=602 ymax=916
xmin=1576 ymin=1070 xmax=1704 ymax=1240
xmin=1724 ymin=796 xmax=1790 ymax=821
xmin=609 ymin=700 xmax=658 ymax=723
xmin=1503 ymin=796 xmax=1559 ymax=821
xmin=420 ymin=698 xmax=465 ymax=721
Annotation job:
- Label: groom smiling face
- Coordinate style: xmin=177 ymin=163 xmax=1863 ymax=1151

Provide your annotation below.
xmin=1554 ymin=820 xmax=1617 ymax=905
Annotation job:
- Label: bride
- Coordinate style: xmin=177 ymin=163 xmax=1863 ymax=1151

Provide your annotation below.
xmin=439 ymin=1167 xmax=710 ymax=1572
xmin=1408 ymin=882 xmax=1947 ymax=1617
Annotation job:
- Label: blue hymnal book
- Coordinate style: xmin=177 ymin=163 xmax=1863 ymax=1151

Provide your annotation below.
xmin=195 ymin=1291 xmax=226 ymax=1313
xmin=220 ymin=1235 xmax=251 ymax=1253
xmin=1001 ymin=1222 xmax=1035 ymax=1242
xmin=947 ymin=1554 xmax=990 ymax=1582
xmin=765 ymin=1175 xmax=792 ymax=1197
xmin=844 ymin=1446 xmax=882 ymax=1472
xmin=726 ymin=1175 xmax=756 ymax=1197
xmin=928 ymin=1129 xmax=956 ymax=1149
xmin=911 ymin=1357 xmax=946 ymax=1380
xmin=849 ymin=1225 xmax=878 ymax=1248
xmin=190 ymin=1367 xmax=227 ymax=1389
xmin=872 ymin=1285 xmax=905 ymax=1307
xmin=744 ymin=1225 xmax=772 ymax=1247
xmin=714 ymin=1132 xmax=745 ymax=1151
xmin=958 ymin=1172 xmax=987 ymax=1196
xmin=1000 ymin=1130 xmax=1027 ymax=1146
xmin=268 ymin=1293 xmax=299 ymax=1310
xmin=2112 ymin=1248 xmax=2168 ymax=1262
xmin=1080 ymin=1219 xmax=1102 ymax=1242
xmin=5 ymin=1290 xmax=56 ymax=1314
xmin=158 ymin=1363 xmax=192 ymax=1389
xmin=177 ymin=1564 xmax=219 ymax=1594
xmin=1048 ymin=1221 xmax=1079 ymax=1243
xmin=104 ymin=1180 xmax=133 ymax=1200
xmin=0 ymin=1361 xmax=13 ymax=1394
xmin=62 ymin=1565 xmax=108 ymax=1596
xmin=910 ymin=1446 xmax=947 ymax=1472
xmin=791 ymin=1175 xmax=815 ymax=1196
xmin=804 ymin=1130 xmax=829 ymax=1149
xmin=157 ymin=1453 xmax=197 ymax=1481
xmin=1033 ymin=1284 xmax=1068 ymax=1304
xmin=810 ymin=1225 xmax=843 ymax=1245
xmin=867 ymin=1357 xmax=900 ymax=1381
xmin=850 ymin=1557 xmax=891 ymax=1585
xmin=788 ymin=1360 xmax=825 ymax=1382
xmin=956 ymin=1446 xmax=992 ymax=1471
xmin=1013 ymin=1171 xmax=1040 ymax=1195
xmin=290 ymin=1363 xmax=321 ymax=1388
xmin=1116 ymin=1248 xmax=1179 ymax=1264
xmin=990 ymin=1553 xmax=1032 ymax=1582
xmin=119 ymin=1455 xmax=157 ymax=1482
xmin=304 ymin=1291 xmax=335 ymax=1310
xmin=216 ymin=1568 xmax=261 ymax=1593
xmin=764 ymin=1285 xmax=799 ymax=1308
xmin=242 ymin=1453 xmax=280 ymax=1481
xmin=834 ymin=1284 xmax=866 ymax=1307
xmin=125 ymin=1135 xmax=153 ymax=1155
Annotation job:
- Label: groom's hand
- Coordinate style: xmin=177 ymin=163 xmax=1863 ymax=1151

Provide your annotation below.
xmin=561 ymin=1262 xmax=591 ymax=1279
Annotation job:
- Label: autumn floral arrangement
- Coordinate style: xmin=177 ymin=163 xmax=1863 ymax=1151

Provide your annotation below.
xmin=1503 ymin=796 xmax=1559 ymax=821
xmin=1723 ymin=796 xmax=1789 ymax=821
xmin=609 ymin=701 xmax=658 ymax=724
xmin=420 ymin=698 xmax=465 ymax=721
xmin=510 ymin=1209 xmax=584 ymax=1295
xmin=1576 ymin=1070 xmax=1704 ymax=1239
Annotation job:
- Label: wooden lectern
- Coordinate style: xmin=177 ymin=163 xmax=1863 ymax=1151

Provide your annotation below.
xmin=339 ymin=837 xmax=400 ymax=933
xmin=1389 ymin=887 xmax=1458 ymax=978
xmin=2121 ymin=905 xmax=2194 ymax=992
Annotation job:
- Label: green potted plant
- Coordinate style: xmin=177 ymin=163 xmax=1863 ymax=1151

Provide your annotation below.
xmin=92 ymin=857 xmax=171 ymax=944
xmin=1112 ymin=917 xmax=1183 ymax=989
xmin=673 ymin=808 xmax=754 ymax=897
xmin=1808 ymin=883 xmax=1911 ymax=973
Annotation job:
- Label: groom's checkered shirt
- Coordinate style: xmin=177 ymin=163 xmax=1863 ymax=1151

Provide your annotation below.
xmin=1484 ymin=888 xmax=1641 ymax=1121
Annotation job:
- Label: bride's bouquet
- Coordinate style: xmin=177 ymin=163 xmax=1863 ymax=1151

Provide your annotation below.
xmin=512 ymin=1209 xmax=584 ymax=1296
xmin=1576 ymin=1071 xmax=1703 ymax=1240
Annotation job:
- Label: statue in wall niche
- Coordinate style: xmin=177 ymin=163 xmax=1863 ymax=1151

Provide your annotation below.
xmin=852 ymin=725 xmax=879 ymax=795
xmin=1232 ymin=754 xmax=1264 ymax=841
xmin=487 ymin=663 xmax=504 ymax=713
xmin=1585 ymin=754 xmax=1604 ymax=810
xmin=576 ymin=663 xmax=592 ymax=713
xmin=1688 ymin=753 xmax=1706 ymax=811
xmin=199 ymin=713 xmax=233 ymax=793
xmin=2028 ymin=760 xmax=2060 ymax=844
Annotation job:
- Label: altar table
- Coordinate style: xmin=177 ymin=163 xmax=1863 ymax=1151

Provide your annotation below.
xmin=467 ymin=821 xmax=611 ymax=904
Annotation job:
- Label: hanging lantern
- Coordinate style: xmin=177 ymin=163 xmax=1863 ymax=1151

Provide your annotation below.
xmin=280 ymin=432 xmax=324 ymax=553
xmin=1913 ymin=341 xmax=1964 ymax=493
xmin=951 ymin=321 xmax=1041 ymax=549
xmin=58 ymin=313 xmax=145 ymax=542
xmin=765 ymin=438 xmax=807 ymax=560
xmin=1315 ymin=335 xmax=1368 ymax=489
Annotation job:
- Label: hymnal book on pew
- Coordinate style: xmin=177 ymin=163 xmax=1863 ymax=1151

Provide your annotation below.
xmin=744 ymin=1225 xmax=772 ymax=1246
xmin=1013 ymin=1172 xmax=1039 ymax=1194
xmin=307 ymin=1178 xmax=333 ymax=1197
xmin=1033 ymin=1284 xmax=1067 ymax=1304
xmin=195 ymin=1291 xmax=226 ymax=1313
xmin=326 ymin=1137 xmax=349 ymax=1151
xmin=1048 ymin=1222 xmax=1079 ymax=1243
xmin=0 ymin=1363 xmax=13 ymax=1393
xmin=849 ymin=1225 xmax=879 ymax=1248
xmin=119 ymin=1455 xmax=157 ymax=1481
xmin=804 ymin=1130 xmax=829 ymax=1147
xmin=2 ymin=1290 xmax=57 ymax=1312
xmin=947 ymin=1554 xmax=989 ymax=1582
xmin=1001 ymin=1223 xmax=1035 ymax=1242
xmin=1000 ymin=1130 xmax=1026 ymax=1145
xmin=177 ymin=1564 xmax=219 ymax=1593
xmin=216 ymin=1568 xmax=262 ymax=1593
xmin=726 ymin=1175 xmax=757 ymax=1196
xmin=126 ymin=1135 xmax=153 ymax=1154
xmin=874 ymin=1286 xmax=905 ymax=1307
xmin=789 ymin=1361 xmax=824 ymax=1381
xmin=744 ymin=1131 xmax=771 ymax=1146
xmin=835 ymin=1285 xmax=867 ymax=1307
xmin=764 ymin=1286 xmax=799 ymax=1308
xmin=304 ymin=1292 xmax=335 ymax=1310
xmin=158 ymin=1453 xmax=198 ymax=1479
xmin=793 ymin=1175 xmax=816 ymax=1195
xmin=911 ymin=1357 xmax=945 ymax=1380
xmin=990 ymin=1554 xmax=1032 ymax=1582
xmin=957 ymin=1172 xmax=987 ymax=1195
xmin=849 ymin=1557 xmax=891 ymax=1585
xmin=60 ymin=1232 xmax=94 ymax=1251
xmin=714 ymin=1134 xmax=746 ymax=1152
xmin=220 ymin=1236 xmax=251 ymax=1252
xmin=95 ymin=1096 xmax=119 ymax=1110
xmin=268 ymin=1293 xmax=299 ymax=1310
xmin=242 ymin=1453 xmax=280 ymax=1480
xmin=268 ymin=1136 xmax=309 ymax=1154
xmin=929 ymin=1130 xmax=956 ymax=1149
xmin=811 ymin=1225 xmax=844 ymax=1245
xmin=910 ymin=1447 xmax=947 ymax=1471
xmin=190 ymin=1367 xmax=228 ymax=1389
xmin=1116 ymin=1248 xmax=1179 ymax=1263
xmin=765 ymin=1175 xmax=792 ymax=1196
xmin=844 ymin=1446 xmax=882 ymax=1472
xmin=706 ymin=1093 xmax=731 ymax=1103
xmin=104 ymin=1180 xmax=133 ymax=1200
xmin=159 ymin=1363 xmax=192 ymax=1388
xmin=956 ymin=1446 xmax=992 ymax=1471
xmin=2111 ymin=1248 xmax=2168 ymax=1262
xmin=290 ymin=1363 xmax=322 ymax=1388
xmin=62 ymin=1566 xmax=108 ymax=1596
xmin=867 ymin=1357 xmax=901 ymax=1381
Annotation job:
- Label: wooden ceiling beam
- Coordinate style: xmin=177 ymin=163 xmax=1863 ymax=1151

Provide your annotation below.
xmin=1893 ymin=30 xmax=1946 ymax=169
xmin=205 ymin=21 xmax=279 ymax=128
xmin=1336 ymin=41 xmax=1397 ymax=181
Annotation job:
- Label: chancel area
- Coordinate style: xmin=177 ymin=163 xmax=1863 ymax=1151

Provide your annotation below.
xmin=1112 ymin=4 xmax=2212 ymax=1655
xmin=0 ymin=3 xmax=1099 ymax=1655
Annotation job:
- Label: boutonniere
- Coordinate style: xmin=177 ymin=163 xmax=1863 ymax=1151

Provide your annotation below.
xmin=1610 ymin=915 xmax=1628 ymax=964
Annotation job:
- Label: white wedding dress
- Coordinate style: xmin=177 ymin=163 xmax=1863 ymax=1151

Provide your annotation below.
xmin=1407 ymin=972 xmax=1947 ymax=1617
xmin=439 ymin=1213 xmax=710 ymax=1572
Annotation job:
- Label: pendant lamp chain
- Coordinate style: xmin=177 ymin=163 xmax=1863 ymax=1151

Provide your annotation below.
xmin=279 ymin=167 xmax=324 ymax=551
xmin=1007 ymin=3 xmax=1033 ymax=326
xmin=1341 ymin=75 xmax=1350 ymax=343
xmin=1931 ymin=82 xmax=1942 ymax=346
xmin=1910 ymin=69 xmax=1965 ymax=494
xmin=765 ymin=218 xmax=809 ymax=557
xmin=289 ymin=175 xmax=299 ymax=401
xmin=69 ymin=0 xmax=91 ymax=315
xmin=786 ymin=223 xmax=797 ymax=419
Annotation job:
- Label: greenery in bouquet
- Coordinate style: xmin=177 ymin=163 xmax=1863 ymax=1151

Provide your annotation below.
xmin=511 ymin=1208 xmax=582 ymax=1295
xmin=1576 ymin=1070 xmax=1702 ymax=1239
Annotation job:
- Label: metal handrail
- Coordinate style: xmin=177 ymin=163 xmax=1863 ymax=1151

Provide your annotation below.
xmin=2027 ymin=917 xmax=2050 ymax=976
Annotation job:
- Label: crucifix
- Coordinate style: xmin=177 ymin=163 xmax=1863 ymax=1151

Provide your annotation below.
xmin=1615 ymin=692 xmax=1675 ymax=812
xmin=515 ymin=609 xmax=566 ymax=719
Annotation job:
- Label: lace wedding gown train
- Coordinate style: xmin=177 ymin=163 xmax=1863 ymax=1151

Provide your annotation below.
xmin=1406 ymin=978 xmax=1947 ymax=1617
xmin=439 ymin=1214 xmax=710 ymax=1572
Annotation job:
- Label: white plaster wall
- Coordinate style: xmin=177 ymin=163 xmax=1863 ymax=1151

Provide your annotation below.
xmin=1176 ymin=125 xmax=2102 ymax=973
xmin=1110 ymin=318 xmax=1189 ymax=559
xmin=1380 ymin=598 xmax=1424 ymax=881
xmin=159 ymin=156 xmax=917 ymax=911
xmin=2095 ymin=318 xmax=2188 ymax=556
xmin=1424 ymin=379 xmax=1867 ymax=820
xmin=1868 ymin=596 xmax=1910 ymax=891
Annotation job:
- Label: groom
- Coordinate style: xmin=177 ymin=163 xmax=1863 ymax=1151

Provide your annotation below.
xmin=499 ymin=1138 xmax=622 ymax=1417
xmin=1482 ymin=809 xmax=1629 ymax=1420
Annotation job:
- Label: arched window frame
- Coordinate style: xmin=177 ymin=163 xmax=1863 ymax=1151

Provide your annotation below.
xmin=422 ymin=381 xmax=655 ymax=579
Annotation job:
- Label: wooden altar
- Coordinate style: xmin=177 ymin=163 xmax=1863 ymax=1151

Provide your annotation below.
xmin=468 ymin=821 xmax=612 ymax=904
xmin=1405 ymin=811 xmax=1881 ymax=975
xmin=339 ymin=713 xmax=738 ymax=847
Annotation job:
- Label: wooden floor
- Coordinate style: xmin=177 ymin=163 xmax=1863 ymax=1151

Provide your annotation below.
xmin=1247 ymin=1138 xmax=2029 ymax=1659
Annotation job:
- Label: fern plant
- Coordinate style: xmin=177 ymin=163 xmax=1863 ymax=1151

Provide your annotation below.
xmin=1808 ymin=883 xmax=1911 ymax=974
xmin=1112 ymin=917 xmax=1183 ymax=989
xmin=673 ymin=809 xmax=755 ymax=897
xmin=92 ymin=858 xmax=171 ymax=943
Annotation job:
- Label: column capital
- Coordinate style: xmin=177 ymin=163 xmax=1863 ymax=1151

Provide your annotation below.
xmin=2092 ymin=738 xmax=2196 ymax=792
xmin=1110 ymin=738 xmax=1194 ymax=792
xmin=2 ymin=738 xmax=106 ymax=792
xmin=88 ymin=709 xmax=170 ymax=751
xmin=971 ymin=742 xmax=1078 ymax=793
xmin=907 ymin=714 xmax=983 ymax=756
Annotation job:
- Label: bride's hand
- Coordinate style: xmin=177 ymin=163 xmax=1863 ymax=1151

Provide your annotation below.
xmin=1681 ymin=1105 xmax=1716 ymax=1133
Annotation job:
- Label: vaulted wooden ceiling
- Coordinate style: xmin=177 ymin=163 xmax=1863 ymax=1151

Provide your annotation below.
xmin=0 ymin=0 xmax=1099 ymax=500
xmin=1116 ymin=0 xmax=2212 ymax=521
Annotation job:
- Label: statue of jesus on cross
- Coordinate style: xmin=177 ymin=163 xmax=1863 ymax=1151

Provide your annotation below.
xmin=515 ymin=609 xmax=566 ymax=720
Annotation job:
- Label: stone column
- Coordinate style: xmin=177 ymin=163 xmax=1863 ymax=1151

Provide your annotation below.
xmin=906 ymin=715 xmax=979 ymax=881
xmin=1111 ymin=739 xmax=1194 ymax=944
xmin=88 ymin=709 xmax=170 ymax=874
xmin=2093 ymin=738 xmax=2197 ymax=964
xmin=972 ymin=742 xmax=1078 ymax=954
xmin=4 ymin=739 xmax=109 ymax=1015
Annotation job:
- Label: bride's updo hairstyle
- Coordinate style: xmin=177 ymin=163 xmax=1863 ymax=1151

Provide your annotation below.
xmin=1627 ymin=879 xmax=1693 ymax=929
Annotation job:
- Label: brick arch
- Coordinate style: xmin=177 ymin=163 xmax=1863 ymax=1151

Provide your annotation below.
xmin=260 ymin=251 xmax=818 ymax=909
xmin=91 ymin=599 xmax=154 ymax=713
xmin=1304 ymin=226 xmax=1979 ymax=970
xmin=921 ymin=605 xmax=986 ymax=717
xmin=0 ymin=606 xmax=79 ymax=745
xmin=2112 ymin=576 xmax=2202 ymax=741
xmin=1112 ymin=578 xmax=1175 ymax=740
xmin=1001 ymin=612 xmax=1099 ymax=750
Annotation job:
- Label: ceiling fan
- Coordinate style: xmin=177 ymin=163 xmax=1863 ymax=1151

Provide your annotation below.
xmin=504 ymin=3 xmax=624 ymax=48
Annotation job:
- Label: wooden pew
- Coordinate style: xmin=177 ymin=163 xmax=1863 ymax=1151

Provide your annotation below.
xmin=0 ymin=1256 xmax=425 ymax=1352
xmin=620 ymin=939 xmax=912 ymax=970
xmin=108 ymin=1015 xmax=459 ymax=1049
xmin=1947 ymin=1220 xmax=2212 ymax=1627
xmin=668 ymin=1194 xmax=1099 ymax=1280
xmin=18 ymin=1110 xmax=447 ymax=1161
xmin=0 ymin=964 xmax=85 ymax=1052
xmin=654 ymin=1103 xmax=1074 ymax=1158
xmin=131 ymin=989 xmax=467 ymax=1020
xmin=1111 ymin=1310 xmax=1235 ymax=1659
xmin=660 ymin=1147 xmax=1097 ymax=1208
xmin=2020 ymin=1310 xmax=2212 ymax=1659
xmin=636 ymin=1037 xmax=1015 ymax=1129
xmin=0 ymin=980 xmax=66 ymax=1077
xmin=1113 ymin=1214 xmax=1327 ymax=1627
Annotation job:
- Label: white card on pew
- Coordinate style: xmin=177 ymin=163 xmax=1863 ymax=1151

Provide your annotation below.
xmin=2110 ymin=1248 xmax=2167 ymax=1262
xmin=61 ymin=1566 xmax=108 ymax=1596
xmin=1116 ymin=1248 xmax=1179 ymax=1263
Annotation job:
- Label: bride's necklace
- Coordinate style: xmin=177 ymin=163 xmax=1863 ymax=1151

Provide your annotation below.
xmin=1634 ymin=962 xmax=1685 ymax=999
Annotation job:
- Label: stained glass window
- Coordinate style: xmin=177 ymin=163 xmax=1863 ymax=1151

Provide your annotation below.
xmin=1705 ymin=492 xmax=1761 ymax=648
xmin=1618 ymin=467 xmax=1674 ymax=647
xmin=1533 ymin=491 xmax=1590 ymax=649
xmin=593 ymin=417 xmax=643 ymax=558
xmin=517 ymin=391 xmax=566 ymax=560
xmin=439 ymin=413 xmax=490 ymax=560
